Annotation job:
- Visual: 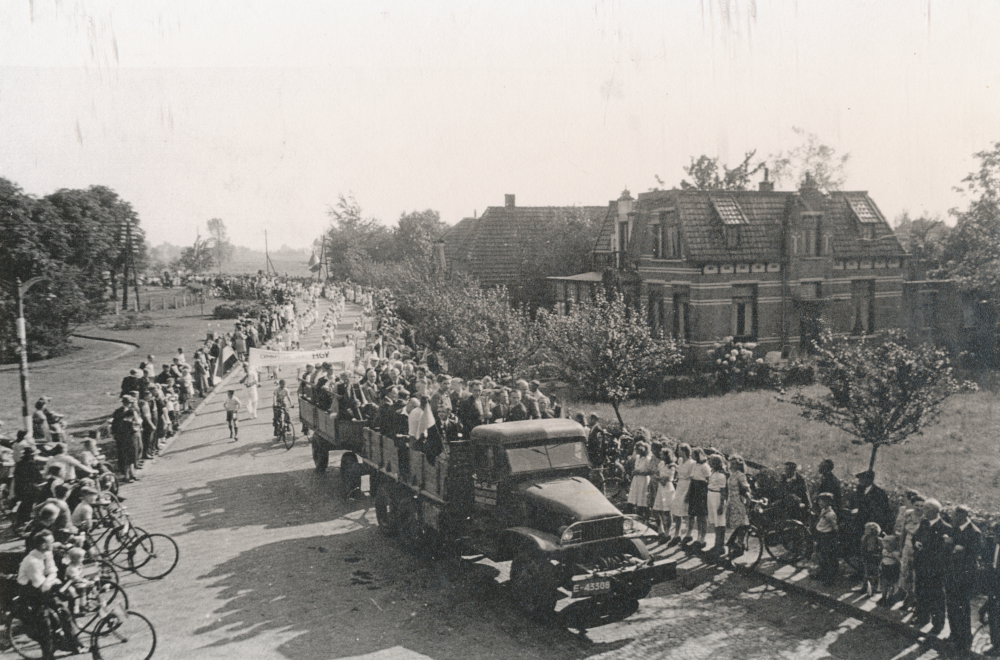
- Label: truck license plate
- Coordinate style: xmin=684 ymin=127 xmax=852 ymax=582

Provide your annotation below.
xmin=572 ymin=578 xmax=612 ymax=597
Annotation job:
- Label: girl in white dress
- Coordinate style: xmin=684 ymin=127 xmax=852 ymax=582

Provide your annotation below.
xmin=626 ymin=442 xmax=653 ymax=520
xmin=652 ymin=444 xmax=676 ymax=538
xmin=668 ymin=444 xmax=693 ymax=545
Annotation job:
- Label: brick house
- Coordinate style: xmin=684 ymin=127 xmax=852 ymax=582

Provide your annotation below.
xmin=550 ymin=177 xmax=962 ymax=360
xmin=441 ymin=194 xmax=607 ymax=297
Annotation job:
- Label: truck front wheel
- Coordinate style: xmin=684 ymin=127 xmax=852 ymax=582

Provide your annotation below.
xmin=509 ymin=549 xmax=560 ymax=618
xmin=374 ymin=486 xmax=399 ymax=536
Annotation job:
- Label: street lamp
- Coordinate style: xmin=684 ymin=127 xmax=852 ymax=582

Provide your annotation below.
xmin=14 ymin=276 xmax=47 ymax=433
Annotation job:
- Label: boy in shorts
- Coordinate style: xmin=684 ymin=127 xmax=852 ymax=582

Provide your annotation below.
xmin=223 ymin=390 xmax=242 ymax=441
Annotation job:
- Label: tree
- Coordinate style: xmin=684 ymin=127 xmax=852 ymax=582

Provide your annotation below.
xmin=173 ymin=236 xmax=217 ymax=274
xmin=939 ymin=142 xmax=1000 ymax=356
xmin=790 ymin=330 xmax=975 ymax=474
xmin=393 ymin=210 xmax=447 ymax=262
xmin=770 ymin=127 xmax=850 ymax=192
xmin=322 ymin=194 xmax=392 ymax=279
xmin=540 ymin=289 xmax=684 ymax=426
xmin=206 ymin=218 xmax=234 ymax=271
xmin=678 ymin=150 xmax=764 ymax=191
xmin=892 ymin=211 xmax=950 ymax=275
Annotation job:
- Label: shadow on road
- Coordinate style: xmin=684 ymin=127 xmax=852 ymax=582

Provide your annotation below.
xmin=163 ymin=468 xmax=358 ymax=534
xmin=192 ymin=532 xmax=612 ymax=660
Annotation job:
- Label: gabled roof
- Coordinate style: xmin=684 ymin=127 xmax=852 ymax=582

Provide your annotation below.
xmin=443 ymin=203 xmax=607 ymax=287
xmin=592 ymin=187 xmax=905 ymax=264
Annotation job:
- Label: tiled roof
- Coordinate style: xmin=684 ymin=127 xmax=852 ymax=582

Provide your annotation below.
xmin=669 ymin=190 xmax=787 ymax=262
xmin=444 ymin=205 xmax=607 ymax=287
xmin=826 ymin=192 xmax=905 ymax=258
xmin=442 ymin=217 xmax=479 ymax=266
xmin=595 ymin=188 xmax=907 ymax=264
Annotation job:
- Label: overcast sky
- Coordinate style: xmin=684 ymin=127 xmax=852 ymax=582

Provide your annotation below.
xmin=2 ymin=0 xmax=999 ymax=251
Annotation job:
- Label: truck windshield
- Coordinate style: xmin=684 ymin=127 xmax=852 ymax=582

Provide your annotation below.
xmin=505 ymin=440 xmax=590 ymax=474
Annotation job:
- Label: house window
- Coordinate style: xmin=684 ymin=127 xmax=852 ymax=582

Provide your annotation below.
xmin=804 ymin=226 xmax=822 ymax=256
xmin=860 ymin=225 xmax=875 ymax=240
xmin=850 ymin=279 xmax=875 ymax=335
xmin=666 ymin=225 xmax=681 ymax=258
xmin=731 ymin=284 xmax=757 ymax=341
xmin=651 ymin=224 xmax=663 ymax=259
xmin=673 ymin=294 xmax=691 ymax=342
xmin=922 ymin=291 xmax=937 ymax=330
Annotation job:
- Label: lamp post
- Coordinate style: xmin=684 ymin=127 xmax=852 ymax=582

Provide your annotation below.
xmin=14 ymin=276 xmax=46 ymax=433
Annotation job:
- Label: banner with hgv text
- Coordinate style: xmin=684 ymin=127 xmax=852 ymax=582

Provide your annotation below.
xmin=248 ymin=346 xmax=354 ymax=371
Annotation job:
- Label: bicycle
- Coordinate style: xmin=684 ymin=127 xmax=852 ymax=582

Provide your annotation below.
xmin=91 ymin=520 xmax=179 ymax=581
xmin=726 ymin=497 xmax=810 ymax=571
xmin=6 ymin=585 xmax=154 ymax=660
xmin=275 ymin=408 xmax=295 ymax=450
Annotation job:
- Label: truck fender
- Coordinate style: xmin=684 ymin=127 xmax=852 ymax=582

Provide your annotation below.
xmin=499 ymin=527 xmax=561 ymax=560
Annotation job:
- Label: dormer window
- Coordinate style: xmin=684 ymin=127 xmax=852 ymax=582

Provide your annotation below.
xmin=652 ymin=212 xmax=682 ymax=259
xmin=711 ymin=194 xmax=747 ymax=252
xmin=848 ymin=196 xmax=882 ymax=240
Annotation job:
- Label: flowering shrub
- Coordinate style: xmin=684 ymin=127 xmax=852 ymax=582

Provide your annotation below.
xmin=707 ymin=337 xmax=773 ymax=392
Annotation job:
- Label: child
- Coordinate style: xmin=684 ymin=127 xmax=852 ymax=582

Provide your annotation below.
xmin=60 ymin=547 xmax=94 ymax=614
xmin=859 ymin=522 xmax=883 ymax=597
xmin=878 ymin=533 xmax=902 ymax=606
xmin=814 ymin=492 xmax=839 ymax=586
xmin=223 ymin=390 xmax=242 ymax=441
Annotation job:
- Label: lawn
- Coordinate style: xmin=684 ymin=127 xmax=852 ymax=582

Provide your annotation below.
xmin=0 ymin=299 xmax=229 ymax=434
xmin=568 ymin=385 xmax=1000 ymax=513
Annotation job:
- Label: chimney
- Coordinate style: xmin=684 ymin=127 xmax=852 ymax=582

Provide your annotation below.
xmin=759 ymin=167 xmax=774 ymax=192
xmin=504 ymin=194 xmax=515 ymax=209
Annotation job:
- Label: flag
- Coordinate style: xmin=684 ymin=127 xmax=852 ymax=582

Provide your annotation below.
xmin=308 ymin=252 xmax=320 ymax=272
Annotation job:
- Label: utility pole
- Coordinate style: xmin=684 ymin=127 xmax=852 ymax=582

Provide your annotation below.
xmin=264 ymin=230 xmax=276 ymax=276
xmin=15 ymin=277 xmax=46 ymax=432
xmin=120 ymin=219 xmax=141 ymax=311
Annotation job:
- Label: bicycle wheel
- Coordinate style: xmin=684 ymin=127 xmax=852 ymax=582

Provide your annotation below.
xmin=98 ymin=468 xmax=120 ymax=497
xmin=281 ymin=424 xmax=295 ymax=450
xmin=131 ymin=533 xmax=180 ymax=579
xmin=730 ymin=525 xmax=764 ymax=571
xmin=81 ymin=578 xmax=129 ymax=615
xmin=91 ymin=609 xmax=156 ymax=660
xmin=765 ymin=519 xmax=811 ymax=564
xmin=105 ymin=524 xmax=147 ymax=571
xmin=6 ymin=610 xmax=48 ymax=659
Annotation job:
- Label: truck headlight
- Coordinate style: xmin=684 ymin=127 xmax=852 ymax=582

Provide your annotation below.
xmin=559 ymin=525 xmax=581 ymax=545
xmin=622 ymin=516 xmax=639 ymax=535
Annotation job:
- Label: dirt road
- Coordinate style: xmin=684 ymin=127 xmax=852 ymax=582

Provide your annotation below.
xmin=91 ymin=304 xmax=945 ymax=660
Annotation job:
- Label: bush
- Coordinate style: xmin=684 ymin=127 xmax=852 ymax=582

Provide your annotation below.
xmin=103 ymin=312 xmax=155 ymax=331
xmin=781 ymin=358 xmax=816 ymax=387
xmin=213 ymin=302 xmax=265 ymax=320
xmin=706 ymin=337 xmax=775 ymax=392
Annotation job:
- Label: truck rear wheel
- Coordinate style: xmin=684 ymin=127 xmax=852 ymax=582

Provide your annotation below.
xmin=509 ymin=549 xmax=560 ymax=618
xmin=398 ymin=497 xmax=435 ymax=554
xmin=340 ymin=452 xmax=361 ymax=498
xmin=312 ymin=439 xmax=329 ymax=473
xmin=374 ymin=486 xmax=399 ymax=536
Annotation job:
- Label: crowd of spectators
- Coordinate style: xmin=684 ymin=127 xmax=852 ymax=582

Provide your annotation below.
xmin=301 ymin=281 xmax=1000 ymax=656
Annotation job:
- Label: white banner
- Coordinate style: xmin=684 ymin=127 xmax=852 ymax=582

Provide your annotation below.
xmin=248 ymin=346 xmax=354 ymax=370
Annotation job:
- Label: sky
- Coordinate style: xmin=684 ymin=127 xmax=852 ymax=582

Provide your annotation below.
xmin=1 ymin=0 xmax=999 ymax=252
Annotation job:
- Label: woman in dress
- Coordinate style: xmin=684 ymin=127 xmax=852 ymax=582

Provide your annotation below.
xmin=241 ymin=362 xmax=260 ymax=419
xmin=706 ymin=454 xmax=729 ymax=557
xmin=893 ymin=489 xmax=925 ymax=609
xmin=687 ymin=447 xmax=711 ymax=549
xmin=668 ymin=444 xmax=693 ymax=545
xmin=724 ymin=455 xmax=752 ymax=560
xmin=626 ymin=441 xmax=654 ymax=521
xmin=652 ymin=444 xmax=676 ymax=538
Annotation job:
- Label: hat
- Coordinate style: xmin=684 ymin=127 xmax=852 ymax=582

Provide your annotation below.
xmin=856 ymin=470 xmax=875 ymax=480
xmin=121 ymin=395 xmax=135 ymax=402
xmin=784 ymin=461 xmax=797 ymax=469
xmin=79 ymin=485 xmax=99 ymax=496
xmin=130 ymin=368 xmax=140 ymax=376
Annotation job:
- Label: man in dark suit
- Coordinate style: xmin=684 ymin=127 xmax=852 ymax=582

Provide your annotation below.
xmin=120 ymin=369 xmax=142 ymax=396
xmin=856 ymin=470 xmax=895 ymax=535
xmin=944 ymin=505 xmax=982 ymax=653
xmin=507 ymin=389 xmax=530 ymax=422
xmin=913 ymin=498 xmax=952 ymax=634
xmin=457 ymin=380 xmax=488 ymax=435
xmin=982 ymin=523 xmax=1000 ymax=656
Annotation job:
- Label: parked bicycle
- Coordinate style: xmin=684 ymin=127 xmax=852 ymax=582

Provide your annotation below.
xmin=726 ymin=496 xmax=811 ymax=571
